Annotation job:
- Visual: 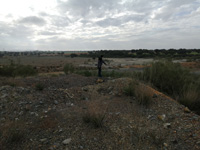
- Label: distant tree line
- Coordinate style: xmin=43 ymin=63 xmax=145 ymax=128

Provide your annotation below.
xmin=1 ymin=49 xmax=200 ymax=58
xmin=79 ymin=49 xmax=200 ymax=59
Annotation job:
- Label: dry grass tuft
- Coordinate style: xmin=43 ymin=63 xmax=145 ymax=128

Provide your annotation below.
xmin=82 ymin=100 xmax=107 ymax=128
xmin=135 ymin=85 xmax=153 ymax=107
xmin=124 ymin=80 xmax=153 ymax=107
xmin=0 ymin=120 xmax=27 ymax=150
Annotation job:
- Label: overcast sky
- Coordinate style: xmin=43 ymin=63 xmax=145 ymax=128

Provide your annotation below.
xmin=0 ymin=0 xmax=200 ymax=51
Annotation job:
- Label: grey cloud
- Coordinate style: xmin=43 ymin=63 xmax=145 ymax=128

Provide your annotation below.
xmin=38 ymin=12 xmax=49 ymax=17
xmin=52 ymin=16 xmax=71 ymax=27
xmin=96 ymin=18 xmax=122 ymax=27
xmin=56 ymin=0 xmax=158 ymax=27
xmin=18 ymin=16 xmax=46 ymax=26
xmin=57 ymin=0 xmax=121 ymax=18
xmin=0 ymin=22 xmax=35 ymax=50
xmin=153 ymin=0 xmax=198 ymax=21
xmin=96 ymin=14 xmax=146 ymax=27
xmin=0 ymin=22 xmax=33 ymax=38
xmin=39 ymin=31 xmax=62 ymax=36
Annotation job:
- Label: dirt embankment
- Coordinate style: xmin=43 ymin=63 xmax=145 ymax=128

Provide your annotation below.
xmin=0 ymin=74 xmax=200 ymax=150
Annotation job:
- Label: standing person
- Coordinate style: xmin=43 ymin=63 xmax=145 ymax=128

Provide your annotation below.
xmin=97 ymin=55 xmax=106 ymax=77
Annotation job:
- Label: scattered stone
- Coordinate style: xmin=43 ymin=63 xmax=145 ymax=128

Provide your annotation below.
xmin=109 ymin=91 xmax=113 ymax=95
xmin=115 ymin=112 xmax=120 ymax=115
xmin=184 ymin=107 xmax=190 ymax=113
xmin=19 ymin=111 xmax=23 ymax=115
xmin=62 ymin=138 xmax=72 ymax=145
xmin=82 ymin=87 xmax=88 ymax=92
xmin=1 ymin=94 xmax=8 ymax=99
xmin=0 ymin=117 xmax=6 ymax=122
xmin=163 ymin=143 xmax=168 ymax=147
xmin=79 ymin=146 xmax=84 ymax=149
xmin=40 ymin=138 xmax=47 ymax=142
xmin=163 ymin=123 xmax=171 ymax=129
xmin=196 ymin=141 xmax=200 ymax=146
xmin=192 ymin=134 xmax=198 ymax=137
xmin=54 ymin=100 xmax=58 ymax=105
xmin=158 ymin=114 xmax=166 ymax=121
xmin=82 ymin=97 xmax=89 ymax=101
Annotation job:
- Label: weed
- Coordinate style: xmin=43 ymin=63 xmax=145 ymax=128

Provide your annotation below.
xmin=63 ymin=63 xmax=75 ymax=75
xmin=179 ymin=87 xmax=200 ymax=113
xmin=0 ymin=121 xmax=27 ymax=150
xmin=123 ymin=80 xmax=138 ymax=96
xmin=83 ymin=113 xmax=106 ymax=128
xmin=135 ymin=86 xmax=152 ymax=107
xmin=82 ymin=100 xmax=107 ymax=128
xmin=124 ymin=80 xmax=152 ymax=107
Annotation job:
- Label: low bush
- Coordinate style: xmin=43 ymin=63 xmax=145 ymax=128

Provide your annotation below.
xmin=142 ymin=60 xmax=191 ymax=96
xmin=0 ymin=64 xmax=37 ymax=77
xmin=63 ymin=63 xmax=75 ymax=75
xmin=141 ymin=60 xmax=200 ymax=113
xmin=13 ymin=65 xmax=37 ymax=77
xmin=124 ymin=80 xmax=152 ymax=107
xmin=179 ymin=86 xmax=200 ymax=114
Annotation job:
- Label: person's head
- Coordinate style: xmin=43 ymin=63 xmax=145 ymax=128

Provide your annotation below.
xmin=100 ymin=55 xmax=103 ymax=58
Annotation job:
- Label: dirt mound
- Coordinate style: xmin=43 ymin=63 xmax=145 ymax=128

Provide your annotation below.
xmin=0 ymin=75 xmax=200 ymax=150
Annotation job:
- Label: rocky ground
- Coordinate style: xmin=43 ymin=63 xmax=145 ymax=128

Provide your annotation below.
xmin=0 ymin=74 xmax=200 ymax=150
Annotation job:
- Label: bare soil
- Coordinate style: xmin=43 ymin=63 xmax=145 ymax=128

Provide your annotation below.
xmin=0 ymin=74 xmax=200 ymax=150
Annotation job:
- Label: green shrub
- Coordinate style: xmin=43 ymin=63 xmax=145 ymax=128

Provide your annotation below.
xmin=141 ymin=60 xmax=200 ymax=113
xmin=142 ymin=60 xmax=191 ymax=96
xmin=0 ymin=65 xmax=15 ymax=77
xmin=0 ymin=64 xmax=37 ymax=77
xmin=63 ymin=64 xmax=75 ymax=75
xmin=13 ymin=65 xmax=37 ymax=77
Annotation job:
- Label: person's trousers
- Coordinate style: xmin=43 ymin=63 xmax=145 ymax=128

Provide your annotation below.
xmin=98 ymin=67 xmax=102 ymax=77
